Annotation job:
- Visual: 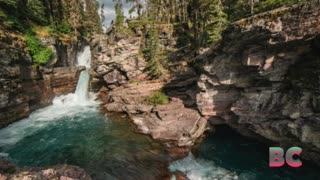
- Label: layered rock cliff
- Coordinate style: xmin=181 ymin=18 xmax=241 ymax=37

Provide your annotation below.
xmin=0 ymin=30 xmax=85 ymax=128
xmin=197 ymin=0 xmax=320 ymax=164
xmin=0 ymin=0 xmax=102 ymax=128
xmin=93 ymin=0 xmax=320 ymax=164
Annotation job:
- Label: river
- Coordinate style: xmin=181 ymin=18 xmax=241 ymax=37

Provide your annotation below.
xmin=0 ymin=47 xmax=319 ymax=180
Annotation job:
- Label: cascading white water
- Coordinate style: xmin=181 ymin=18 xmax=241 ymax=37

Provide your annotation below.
xmin=77 ymin=46 xmax=91 ymax=68
xmin=74 ymin=46 xmax=92 ymax=103
xmin=0 ymin=46 xmax=97 ymax=149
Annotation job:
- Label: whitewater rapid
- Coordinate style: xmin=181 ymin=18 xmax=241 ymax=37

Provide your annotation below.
xmin=169 ymin=153 xmax=239 ymax=180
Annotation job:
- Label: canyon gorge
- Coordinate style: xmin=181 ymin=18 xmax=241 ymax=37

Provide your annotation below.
xmin=1 ymin=0 xmax=320 ymax=180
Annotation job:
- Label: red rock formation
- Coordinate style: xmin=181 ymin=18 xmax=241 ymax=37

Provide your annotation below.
xmin=100 ymin=81 xmax=206 ymax=149
xmin=196 ymin=0 xmax=320 ymax=165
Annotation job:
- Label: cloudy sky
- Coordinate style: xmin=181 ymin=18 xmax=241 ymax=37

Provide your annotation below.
xmin=97 ymin=0 xmax=134 ymax=31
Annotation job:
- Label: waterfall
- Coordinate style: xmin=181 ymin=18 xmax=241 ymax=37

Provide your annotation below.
xmin=0 ymin=46 xmax=97 ymax=148
xmin=75 ymin=46 xmax=91 ymax=102
xmin=77 ymin=46 xmax=91 ymax=68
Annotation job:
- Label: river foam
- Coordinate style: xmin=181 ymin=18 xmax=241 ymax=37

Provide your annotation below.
xmin=0 ymin=93 xmax=99 ymax=149
xmin=169 ymin=153 xmax=238 ymax=180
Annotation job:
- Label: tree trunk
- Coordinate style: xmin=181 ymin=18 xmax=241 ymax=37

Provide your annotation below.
xmin=251 ymin=0 xmax=254 ymax=15
xmin=192 ymin=0 xmax=199 ymax=49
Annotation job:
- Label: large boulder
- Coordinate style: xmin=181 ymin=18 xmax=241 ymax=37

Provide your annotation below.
xmin=99 ymin=81 xmax=207 ymax=149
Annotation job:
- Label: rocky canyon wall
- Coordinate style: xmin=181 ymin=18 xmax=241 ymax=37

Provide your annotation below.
xmin=90 ymin=23 xmax=177 ymax=91
xmin=92 ymin=23 xmax=207 ymax=156
xmin=0 ymin=31 xmax=84 ymax=128
xmin=197 ymin=0 xmax=320 ymax=164
xmin=91 ymin=0 xmax=320 ymax=162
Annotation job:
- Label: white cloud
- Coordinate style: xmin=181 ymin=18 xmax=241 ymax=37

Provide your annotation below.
xmin=97 ymin=0 xmax=136 ymax=31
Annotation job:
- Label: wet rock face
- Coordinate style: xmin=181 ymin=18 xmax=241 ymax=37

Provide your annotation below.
xmin=52 ymin=67 xmax=84 ymax=95
xmin=54 ymin=41 xmax=81 ymax=67
xmin=0 ymin=159 xmax=91 ymax=180
xmin=197 ymin=1 xmax=320 ymax=164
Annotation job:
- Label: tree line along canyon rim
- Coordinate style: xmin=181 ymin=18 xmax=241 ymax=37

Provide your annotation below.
xmin=1 ymin=0 xmax=320 ymax=180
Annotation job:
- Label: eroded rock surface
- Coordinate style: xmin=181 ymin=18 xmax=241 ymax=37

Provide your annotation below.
xmin=90 ymin=23 xmax=179 ymax=91
xmin=90 ymin=34 xmax=147 ymax=90
xmin=197 ymin=0 xmax=320 ymax=164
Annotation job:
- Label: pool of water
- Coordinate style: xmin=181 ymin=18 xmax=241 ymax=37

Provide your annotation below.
xmin=169 ymin=125 xmax=320 ymax=180
xmin=0 ymin=94 xmax=169 ymax=180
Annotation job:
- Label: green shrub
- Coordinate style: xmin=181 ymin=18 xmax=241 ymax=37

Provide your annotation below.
xmin=25 ymin=34 xmax=53 ymax=65
xmin=33 ymin=48 xmax=53 ymax=64
xmin=146 ymin=91 xmax=170 ymax=105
